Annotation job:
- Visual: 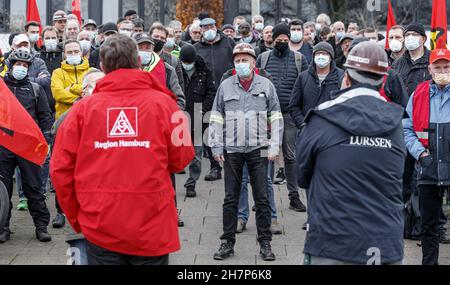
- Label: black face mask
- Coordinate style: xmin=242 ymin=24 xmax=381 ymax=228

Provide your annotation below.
xmin=153 ymin=39 xmax=165 ymax=53
xmin=275 ymin=42 xmax=289 ymax=53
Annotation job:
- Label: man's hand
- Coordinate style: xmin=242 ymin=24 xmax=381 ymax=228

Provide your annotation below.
xmin=213 ymin=155 xmax=225 ymax=162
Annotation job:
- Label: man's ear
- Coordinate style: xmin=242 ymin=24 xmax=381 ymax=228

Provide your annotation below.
xmin=100 ymin=61 xmax=104 ymax=73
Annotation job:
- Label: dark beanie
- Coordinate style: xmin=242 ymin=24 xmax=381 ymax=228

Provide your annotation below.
xmin=124 ymin=10 xmax=137 ymax=17
xmin=313 ymin=42 xmax=335 ymax=59
xmin=272 ymin=23 xmax=291 ymax=41
xmin=180 ymin=44 xmax=197 ymax=63
xmin=405 ymin=23 xmax=427 ymax=37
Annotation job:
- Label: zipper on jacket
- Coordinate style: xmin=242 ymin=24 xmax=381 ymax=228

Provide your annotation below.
xmin=74 ymin=65 xmax=78 ymax=84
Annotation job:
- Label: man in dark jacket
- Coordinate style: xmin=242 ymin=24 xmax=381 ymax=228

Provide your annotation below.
xmin=194 ymin=17 xmax=236 ymax=181
xmin=0 ymin=49 xmax=53 ymax=244
xmin=297 ymin=42 xmax=405 ymax=265
xmin=403 ymin=49 xmax=450 ymax=265
xmin=256 ymin=23 xmax=308 ymax=212
xmin=289 ymin=42 xmax=344 ymax=129
xmin=179 ymin=45 xmax=216 ymax=197
xmin=89 ymin=22 xmax=118 ymax=69
xmin=392 ymin=23 xmax=432 ymax=96
xmin=255 ymin=25 xmax=273 ymax=57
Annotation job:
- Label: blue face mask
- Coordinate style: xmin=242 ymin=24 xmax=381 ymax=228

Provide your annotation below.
xmin=336 ymin=31 xmax=345 ymax=41
xmin=165 ymin=38 xmax=176 ymax=49
xmin=235 ymin=62 xmax=252 ymax=78
xmin=12 ymin=66 xmax=28 ymax=80
xmin=204 ymin=29 xmax=217 ymax=42
xmin=242 ymin=36 xmax=253 ymax=43
xmin=182 ymin=63 xmax=195 ymax=71
xmin=66 ymin=55 xmax=81 ymax=65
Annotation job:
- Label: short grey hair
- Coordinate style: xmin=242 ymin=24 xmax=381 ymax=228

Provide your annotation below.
xmin=316 ymin=13 xmax=331 ymax=26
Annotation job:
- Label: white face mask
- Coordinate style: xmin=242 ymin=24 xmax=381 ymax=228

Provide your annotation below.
xmin=389 ymin=39 xmax=403 ymax=53
xmin=18 ymin=47 xmax=30 ymax=53
xmin=182 ymin=63 xmax=195 ymax=71
xmin=66 ymin=55 xmax=82 ymax=65
xmin=204 ymin=29 xmax=217 ymax=42
xmin=12 ymin=65 xmax=28 ymax=80
xmin=315 ymin=23 xmax=322 ymax=31
xmin=119 ymin=30 xmax=132 ymax=37
xmin=290 ymin=31 xmax=303 ymax=43
xmin=28 ymin=33 xmax=39 ymax=43
xmin=44 ymin=39 xmax=58 ymax=51
xmin=165 ymin=38 xmax=176 ymax=49
xmin=405 ymin=35 xmax=421 ymax=51
xmin=310 ymin=32 xmax=316 ymax=40
xmin=79 ymin=40 xmax=91 ymax=53
xmin=314 ymin=54 xmax=331 ymax=68
xmin=88 ymin=31 xmax=97 ymax=41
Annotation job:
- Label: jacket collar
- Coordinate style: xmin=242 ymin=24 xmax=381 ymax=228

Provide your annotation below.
xmin=405 ymin=46 xmax=430 ymax=65
xmin=232 ymin=71 xmax=263 ymax=92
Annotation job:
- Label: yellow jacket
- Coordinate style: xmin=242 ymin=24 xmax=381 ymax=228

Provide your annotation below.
xmin=51 ymin=58 xmax=91 ymax=119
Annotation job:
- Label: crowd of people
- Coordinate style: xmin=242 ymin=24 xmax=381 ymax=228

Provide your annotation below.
xmin=0 ymin=8 xmax=449 ymax=265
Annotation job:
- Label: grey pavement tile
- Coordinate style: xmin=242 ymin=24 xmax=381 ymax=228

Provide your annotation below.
xmin=195 ymin=254 xmax=257 ymax=265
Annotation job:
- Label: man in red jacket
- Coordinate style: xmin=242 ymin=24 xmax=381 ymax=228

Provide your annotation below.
xmin=50 ymin=35 xmax=195 ymax=265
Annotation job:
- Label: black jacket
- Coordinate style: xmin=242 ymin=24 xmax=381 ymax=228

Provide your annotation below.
xmin=38 ymin=47 xmax=63 ymax=113
xmin=392 ymin=48 xmax=432 ymax=96
xmin=3 ymin=73 xmax=53 ymax=142
xmin=256 ymin=48 xmax=309 ymax=113
xmin=194 ymin=34 xmax=236 ymax=89
xmin=297 ymin=42 xmax=314 ymax=64
xmin=89 ymin=47 xmax=100 ymax=69
xmin=182 ymin=55 xmax=216 ymax=136
xmin=297 ymin=84 xmax=405 ymax=264
xmin=289 ymin=62 xmax=344 ymax=129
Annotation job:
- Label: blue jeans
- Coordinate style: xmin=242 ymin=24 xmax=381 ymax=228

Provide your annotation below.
xmin=238 ymin=161 xmax=277 ymax=222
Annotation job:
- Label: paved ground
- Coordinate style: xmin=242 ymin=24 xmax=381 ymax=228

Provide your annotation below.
xmin=0 ymin=159 xmax=449 ymax=265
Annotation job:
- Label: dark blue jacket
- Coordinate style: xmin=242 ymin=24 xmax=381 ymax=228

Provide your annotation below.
xmin=256 ymin=48 xmax=309 ymax=113
xmin=298 ymin=42 xmax=313 ymax=64
xmin=289 ymin=62 xmax=344 ymax=129
xmin=296 ymin=84 xmax=405 ymax=264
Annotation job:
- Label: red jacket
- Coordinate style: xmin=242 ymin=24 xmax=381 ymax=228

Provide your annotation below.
xmin=50 ymin=69 xmax=194 ymax=257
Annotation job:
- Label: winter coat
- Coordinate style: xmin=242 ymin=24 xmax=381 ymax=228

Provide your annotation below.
xmin=194 ymin=33 xmax=236 ymax=89
xmin=38 ymin=47 xmax=63 ymax=113
xmin=289 ymin=62 xmax=344 ymax=129
xmin=50 ymin=68 xmax=195 ymax=257
xmin=297 ymin=84 xmax=405 ymax=264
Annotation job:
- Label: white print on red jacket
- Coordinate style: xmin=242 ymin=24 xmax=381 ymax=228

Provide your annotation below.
xmin=94 ymin=107 xmax=151 ymax=150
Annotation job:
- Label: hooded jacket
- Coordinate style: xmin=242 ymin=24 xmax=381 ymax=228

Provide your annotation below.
xmin=297 ymin=84 xmax=405 ymax=264
xmin=50 ymin=69 xmax=195 ymax=257
xmin=51 ymin=58 xmax=92 ymax=119
xmin=289 ymin=61 xmax=344 ymax=129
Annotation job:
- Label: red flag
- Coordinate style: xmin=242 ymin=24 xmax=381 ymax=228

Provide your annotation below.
xmin=71 ymin=0 xmax=82 ymax=26
xmin=0 ymin=80 xmax=48 ymax=165
xmin=26 ymin=0 xmax=42 ymax=48
xmin=385 ymin=0 xmax=397 ymax=49
xmin=431 ymin=0 xmax=448 ymax=50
